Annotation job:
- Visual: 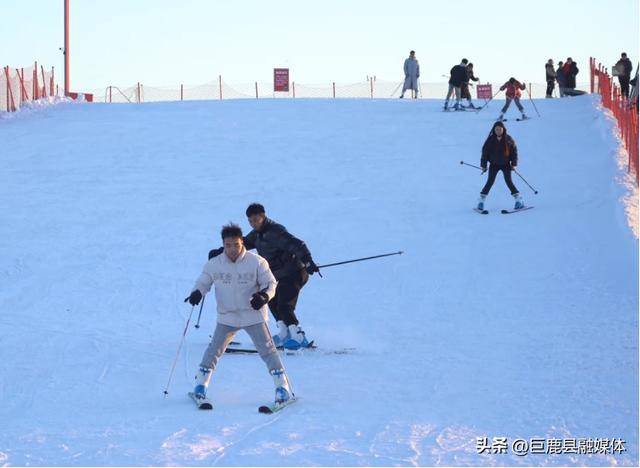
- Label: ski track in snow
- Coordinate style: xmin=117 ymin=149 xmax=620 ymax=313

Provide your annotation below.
xmin=0 ymin=96 xmax=637 ymax=466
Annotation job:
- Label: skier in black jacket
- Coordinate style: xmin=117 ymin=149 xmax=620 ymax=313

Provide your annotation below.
xmin=476 ymin=121 xmax=524 ymax=211
xmin=444 ymin=58 xmax=469 ymax=110
xmin=208 ymin=203 xmax=319 ymax=350
xmin=461 ymin=63 xmax=480 ymax=108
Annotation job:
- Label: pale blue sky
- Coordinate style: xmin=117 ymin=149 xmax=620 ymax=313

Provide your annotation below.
xmin=2 ymin=0 xmax=638 ymax=91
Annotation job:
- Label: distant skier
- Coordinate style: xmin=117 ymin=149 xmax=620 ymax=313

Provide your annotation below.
xmin=497 ymin=77 xmax=528 ymax=121
xmin=545 ymin=59 xmax=556 ymax=98
xmin=184 ymin=223 xmax=293 ymax=409
xmin=614 ymin=52 xmax=633 ymax=98
xmin=556 ymin=61 xmax=567 ymax=97
xmin=476 ymin=121 xmax=524 ymax=211
xmin=444 ymin=58 xmax=469 ymax=110
xmin=461 ymin=63 xmax=480 ymax=108
xmin=209 ymin=203 xmax=319 ymax=350
xmin=400 ymin=50 xmax=420 ymax=99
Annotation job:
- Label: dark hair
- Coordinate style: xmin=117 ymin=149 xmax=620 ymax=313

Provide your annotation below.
xmin=509 ymin=77 xmax=516 ymax=84
xmin=468 ymin=62 xmax=474 ymax=67
xmin=461 ymin=58 xmax=468 ymax=64
xmin=622 ymin=52 xmax=627 ymax=57
xmin=246 ymin=203 xmax=265 ymax=217
xmin=221 ymin=223 xmax=243 ymax=240
xmin=410 ymin=50 xmax=415 ymax=54
xmin=484 ymin=121 xmax=510 ymax=158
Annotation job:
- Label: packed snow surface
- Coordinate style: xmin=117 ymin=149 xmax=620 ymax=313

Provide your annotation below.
xmin=0 ymin=95 xmax=637 ymax=466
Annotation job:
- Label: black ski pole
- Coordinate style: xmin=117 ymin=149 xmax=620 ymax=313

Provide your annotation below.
xmin=194 ymin=296 xmax=205 ymax=329
xmin=460 ymin=161 xmax=485 ymax=172
xmin=390 ymin=80 xmax=403 ymax=98
xmin=163 ymin=305 xmax=196 ymax=397
xmin=513 ymin=168 xmax=539 ymax=194
xmin=525 ymin=85 xmax=541 ymax=117
xmin=317 ymin=251 xmax=403 ymax=270
xmin=475 ymin=88 xmax=502 ymax=113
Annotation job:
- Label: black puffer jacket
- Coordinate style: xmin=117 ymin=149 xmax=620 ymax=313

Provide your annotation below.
xmin=210 ymin=218 xmax=311 ymax=280
xmin=481 ymin=123 xmax=518 ymax=168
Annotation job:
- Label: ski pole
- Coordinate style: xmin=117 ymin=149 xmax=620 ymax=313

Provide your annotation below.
xmin=525 ymin=86 xmax=541 ymax=117
xmin=513 ymin=168 xmax=539 ymax=194
xmin=460 ymin=160 xmax=484 ymax=171
xmin=317 ymin=251 xmax=403 ymax=270
xmin=194 ymin=295 xmax=205 ymax=329
xmin=475 ymin=88 xmax=502 ymax=113
xmin=163 ymin=305 xmax=196 ymax=397
xmin=390 ymin=80 xmax=403 ymax=98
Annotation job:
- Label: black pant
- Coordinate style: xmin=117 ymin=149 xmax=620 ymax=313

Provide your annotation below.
xmin=268 ymin=269 xmax=308 ymax=326
xmin=619 ymin=76 xmax=630 ymax=97
xmin=481 ymin=165 xmax=518 ymax=195
xmin=546 ymin=80 xmax=555 ymax=97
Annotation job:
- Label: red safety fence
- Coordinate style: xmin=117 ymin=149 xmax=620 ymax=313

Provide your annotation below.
xmin=1 ymin=62 xmax=58 ymax=112
xmin=590 ymin=57 xmax=639 ymax=184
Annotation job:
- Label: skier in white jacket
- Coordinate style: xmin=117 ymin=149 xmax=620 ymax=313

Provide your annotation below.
xmin=184 ymin=223 xmax=293 ymax=408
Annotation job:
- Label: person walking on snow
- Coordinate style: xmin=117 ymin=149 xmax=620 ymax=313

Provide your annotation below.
xmin=476 ymin=121 xmax=525 ymax=211
xmin=545 ymin=59 xmax=556 ymax=98
xmin=444 ymin=58 xmax=469 ymax=110
xmin=400 ymin=50 xmax=420 ymax=99
xmin=184 ymin=223 xmax=293 ymax=408
xmin=209 ymin=203 xmax=319 ymax=350
xmin=497 ymin=77 xmax=528 ymax=121
xmin=556 ymin=61 xmax=567 ymax=97
xmin=461 ymin=63 xmax=480 ymax=108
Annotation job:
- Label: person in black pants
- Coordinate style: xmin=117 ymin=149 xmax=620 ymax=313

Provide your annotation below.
xmin=545 ymin=59 xmax=556 ymax=98
xmin=208 ymin=203 xmax=319 ymax=350
xmin=615 ymin=52 xmax=633 ymax=98
xmin=476 ymin=121 xmax=524 ymax=211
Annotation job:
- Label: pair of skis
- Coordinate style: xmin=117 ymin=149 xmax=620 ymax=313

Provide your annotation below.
xmin=474 ymin=207 xmax=534 ymax=215
xmin=187 ymin=391 xmax=298 ymax=414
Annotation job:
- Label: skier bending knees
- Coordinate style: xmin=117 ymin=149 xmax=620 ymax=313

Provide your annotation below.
xmin=185 ymin=223 xmax=293 ymax=407
xmin=476 ymin=121 xmax=524 ymax=211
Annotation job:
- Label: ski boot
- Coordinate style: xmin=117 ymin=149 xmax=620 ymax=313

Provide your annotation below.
xmin=194 ymin=366 xmax=212 ymax=399
xmin=477 ymin=194 xmax=487 ymax=211
xmin=283 ymin=325 xmax=310 ymax=350
xmin=272 ymin=320 xmax=289 ymax=347
xmin=513 ymin=193 xmax=525 ymax=210
xmin=270 ymin=368 xmax=293 ymax=405
xmin=443 ymin=101 xmax=449 ymax=111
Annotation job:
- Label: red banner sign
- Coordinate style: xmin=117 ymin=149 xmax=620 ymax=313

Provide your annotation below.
xmin=274 ymin=68 xmax=289 ymax=92
xmin=476 ymin=84 xmax=493 ymax=100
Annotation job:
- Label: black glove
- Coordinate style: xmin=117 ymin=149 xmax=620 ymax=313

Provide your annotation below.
xmin=250 ymin=292 xmax=269 ymax=310
xmin=208 ymin=247 xmax=223 ymax=260
xmin=303 ymin=258 xmax=320 ymax=275
xmin=184 ymin=290 xmax=202 ymax=306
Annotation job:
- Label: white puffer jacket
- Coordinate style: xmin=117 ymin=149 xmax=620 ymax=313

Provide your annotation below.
xmin=193 ymin=249 xmax=277 ymax=327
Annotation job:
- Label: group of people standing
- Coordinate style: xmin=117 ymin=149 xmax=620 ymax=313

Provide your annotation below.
xmin=544 ymin=57 xmax=585 ymax=98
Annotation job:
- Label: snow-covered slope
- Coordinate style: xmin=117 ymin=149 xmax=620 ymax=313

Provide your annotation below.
xmin=0 ymin=96 xmax=637 ymax=466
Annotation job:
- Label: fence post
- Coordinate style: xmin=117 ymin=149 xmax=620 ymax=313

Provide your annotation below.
xmin=16 ymin=68 xmax=27 ymax=104
xmin=292 ymin=82 xmax=295 ymax=98
xmin=4 ymin=66 xmax=16 ymax=112
xmin=255 ymin=81 xmax=258 ymax=99
xmin=332 ymin=82 xmax=336 ymax=98
xmin=218 ymin=75 xmax=222 ymax=100
xmin=137 ymin=82 xmax=141 ymax=103
xmin=50 ymin=67 xmax=54 ymax=96
xmin=34 ymin=61 xmax=39 ymax=100
xmin=370 ymin=77 xmax=373 ymax=98
xmin=180 ymin=84 xmax=184 ymax=101
xmin=40 ymin=65 xmax=46 ymax=97
xmin=4 ymin=67 xmax=8 ymax=112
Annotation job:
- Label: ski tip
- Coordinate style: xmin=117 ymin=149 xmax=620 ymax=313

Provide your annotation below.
xmin=501 ymin=209 xmax=509 ymax=214
xmin=258 ymin=405 xmax=274 ymax=414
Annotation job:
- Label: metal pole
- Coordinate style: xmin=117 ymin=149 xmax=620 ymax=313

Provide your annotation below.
xmin=64 ymin=0 xmax=70 ymax=96
xmin=317 ymin=251 xmax=403 ymax=269
xmin=163 ymin=305 xmax=196 ymax=396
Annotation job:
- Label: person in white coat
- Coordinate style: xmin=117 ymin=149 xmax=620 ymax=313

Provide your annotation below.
xmin=400 ymin=50 xmax=420 ymax=98
xmin=184 ymin=223 xmax=293 ymax=408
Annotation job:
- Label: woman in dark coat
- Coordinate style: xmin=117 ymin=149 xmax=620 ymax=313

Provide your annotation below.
xmin=477 ymin=121 xmax=524 ymax=211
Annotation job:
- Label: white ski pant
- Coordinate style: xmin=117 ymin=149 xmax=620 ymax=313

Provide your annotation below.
xmin=200 ymin=322 xmax=283 ymax=372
